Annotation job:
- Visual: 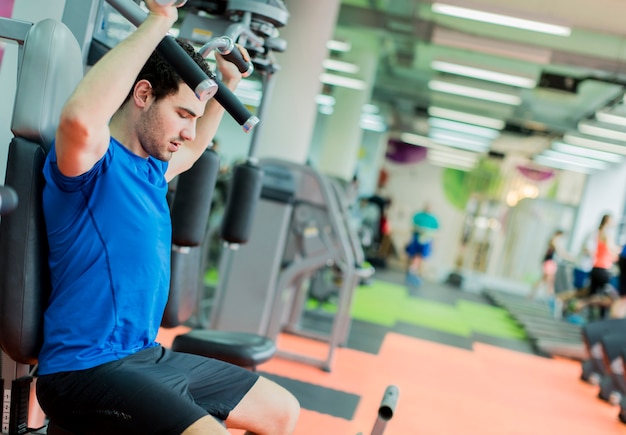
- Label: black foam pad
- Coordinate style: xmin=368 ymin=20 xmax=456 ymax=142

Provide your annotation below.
xmin=171 ymin=148 xmax=220 ymax=247
xmin=161 ymin=246 xmax=203 ymax=328
xmin=220 ymin=162 xmax=263 ymax=244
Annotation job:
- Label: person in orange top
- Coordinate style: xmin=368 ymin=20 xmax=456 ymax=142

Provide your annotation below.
xmin=586 ymin=214 xmax=620 ymax=319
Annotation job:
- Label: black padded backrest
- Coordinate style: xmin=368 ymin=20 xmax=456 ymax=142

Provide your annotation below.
xmin=0 ymin=19 xmax=83 ymax=364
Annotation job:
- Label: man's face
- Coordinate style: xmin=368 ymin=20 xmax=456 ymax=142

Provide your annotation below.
xmin=137 ymin=84 xmax=206 ymax=161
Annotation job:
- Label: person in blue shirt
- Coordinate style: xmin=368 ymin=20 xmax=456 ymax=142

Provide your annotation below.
xmin=405 ymin=203 xmax=439 ymax=288
xmin=35 ymin=2 xmax=299 ymax=434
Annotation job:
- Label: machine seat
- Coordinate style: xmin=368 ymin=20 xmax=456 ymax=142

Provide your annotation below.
xmin=172 ymin=330 xmax=276 ymax=370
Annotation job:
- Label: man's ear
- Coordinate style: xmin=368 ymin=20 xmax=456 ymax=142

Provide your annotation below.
xmin=133 ymin=79 xmax=153 ymax=108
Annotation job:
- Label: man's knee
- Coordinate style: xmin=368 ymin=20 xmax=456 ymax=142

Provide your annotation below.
xmin=257 ymin=378 xmax=300 ymax=433
xmin=276 ymin=387 xmax=300 ymax=431
xmin=228 ymin=376 xmax=300 ymax=435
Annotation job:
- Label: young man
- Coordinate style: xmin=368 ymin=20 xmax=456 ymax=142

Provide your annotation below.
xmin=35 ymin=1 xmax=299 ymax=434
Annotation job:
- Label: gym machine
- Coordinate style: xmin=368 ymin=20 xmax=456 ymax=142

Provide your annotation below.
xmin=597 ymin=332 xmax=626 ymax=405
xmin=209 ymin=158 xmax=361 ymax=372
xmin=580 ymin=318 xmax=626 ymax=385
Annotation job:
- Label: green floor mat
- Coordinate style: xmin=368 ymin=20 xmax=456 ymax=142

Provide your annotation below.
xmin=457 ymin=300 xmax=528 ymax=340
xmin=349 ymin=279 xmax=527 ymax=341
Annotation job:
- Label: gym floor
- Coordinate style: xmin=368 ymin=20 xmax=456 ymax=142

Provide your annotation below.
xmin=158 ymin=269 xmax=626 ymax=435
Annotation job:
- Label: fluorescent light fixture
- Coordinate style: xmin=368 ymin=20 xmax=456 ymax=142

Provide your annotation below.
xmin=233 ymin=78 xmax=263 ymax=106
xmin=320 ymin=73 xmax=366 ymax=90
xmin=534 ymin=155 xmax=594 ymax=174
xmin=426 ymin=147 xmax=478 ymax=171
xmin=401 ymin=132 xmax=433 ymax=148
xmin=539 ymin=149 xmax=609 ymax=170
xmin=428 ymin=149 xmax=478 ymax=171
xmin=429 ymin=130 xmax=491 ymax=152
xmin=237 ymin=79 xmax=262 ymax=91
xmin=400 ymin=132 xmax=485 ymax=159
xmin=432 ymin=28 xmax=552 ymax=64
xmin=362 ymin=104 xmax=380 ymax=114
xmin=428 ymin=106 xmax=505 ymax=130
xmin=431 ymin=60 xmax=536 ymax=88
xmin=429 ymin=150 xmax=478 ymax=166
xmin=595 ymin=106 xmax=626 ymax=127
xmin=429 ymin=148 xmax=478 ymax=162
xmin=360 ymin=113 xmax=387 ymax=132
xmin=552 ymin=141 xmax=624 ymax=163
xmin=578 ymin=120 xmax=626 ymax=142
xmin=233 ymin=88 xmax=262 ymax=107
xmin=326 ymin=39 xmax=351 ymax=52
xmin=318 ymin=105 xmax=334 ymax=115
xmin=431 ymin=3 xmax=571 ymax=36
xmin=428 ymin=79 xmax=522 ymax=105
xmin=322 ymin=59 xmax=359 ymax=74
xmin=315 ymin=94 xmax=336 ymax=106
xmin=428 ymin=158 xmax=476 ymax=171
xmin=428 ymin=117 xmax=500 ymax=139
xmin=563 ymin=132 xmax=626 ymax=156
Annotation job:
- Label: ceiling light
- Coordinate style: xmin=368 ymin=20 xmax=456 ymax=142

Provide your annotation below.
xmin=533 ymin=155 xmax=594 ymax=174
xmin=360 ymin=113 xmax=387 ymax=132
xmin=428 ymin=159 xmax=476 ymax=171
xmin=563 ymin=132 xmax=626 ymax=156
xmin=315 ymin=94 xmax=336 ymax=106
xmin=595 ymin=106 xmax=626 ymax=127
xmin=399 ymin=132 xmax=486 ymax=158
xmin=362 ymin=104 xmax=380 ymax=114
xmin=233 ymin=78 xmax=262 ymax=105
xmin=429 ymin=130 xmax=491 ymax=152
xmin=539 ymin=149 xmax=609 ymax=170
xmin=428 ymin=117 xmax=501 ymax=139
xmin=400 ymin=132 xmax=432 ymax=148
xmin=428 ymin=147 xmax=478 ymax=167
xmin=326 ymin=39 xmax=351 ymax=52
xmin=318 ymin=105 xmax=334 ymax=115
xmin=427 ymin=152 xmax=477 ymax=171
xmin=428 ymin=106 xmax=505 ymax=130
xmin=429 ymin=148 xmax=478 ymax=161
xmin=429 ymin=149 xmax=478 ymax=166
xmin=552 ymin=141 xmax=624 ymax=163
xmin=428 ymin=79 xmax=522 ymax=105
xmin=431 ymin=60 xmax=536 ymax=88
xmin=431 ymin=3 xmax=571 ymax=36
xmin=577 ymin=120 xmax=626 ymax=142
xmin=431 ymin=28 xmax=552 ymax=64
xmin=320 ymin=73 xmax=366 ymax=90
xmin=233 ymin=88 xmax=262 ymax=107
xmin=322 ymin=59 xmax=360 ymax=74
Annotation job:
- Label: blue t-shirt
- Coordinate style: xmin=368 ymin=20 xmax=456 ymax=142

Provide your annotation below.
xmin=38 ymin=137 xmax=171 ymax=375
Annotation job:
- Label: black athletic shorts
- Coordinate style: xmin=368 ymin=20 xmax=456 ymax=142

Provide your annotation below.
xmin=36 ymin=346 xmax=259 ymax=435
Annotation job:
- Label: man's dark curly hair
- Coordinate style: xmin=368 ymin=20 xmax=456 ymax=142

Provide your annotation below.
xmin=125 ymin=38 xmax=212 ymax=102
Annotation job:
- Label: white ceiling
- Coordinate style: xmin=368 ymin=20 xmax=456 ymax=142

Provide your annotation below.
xmin=332 ymin=0 xmax=626 ymax=161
